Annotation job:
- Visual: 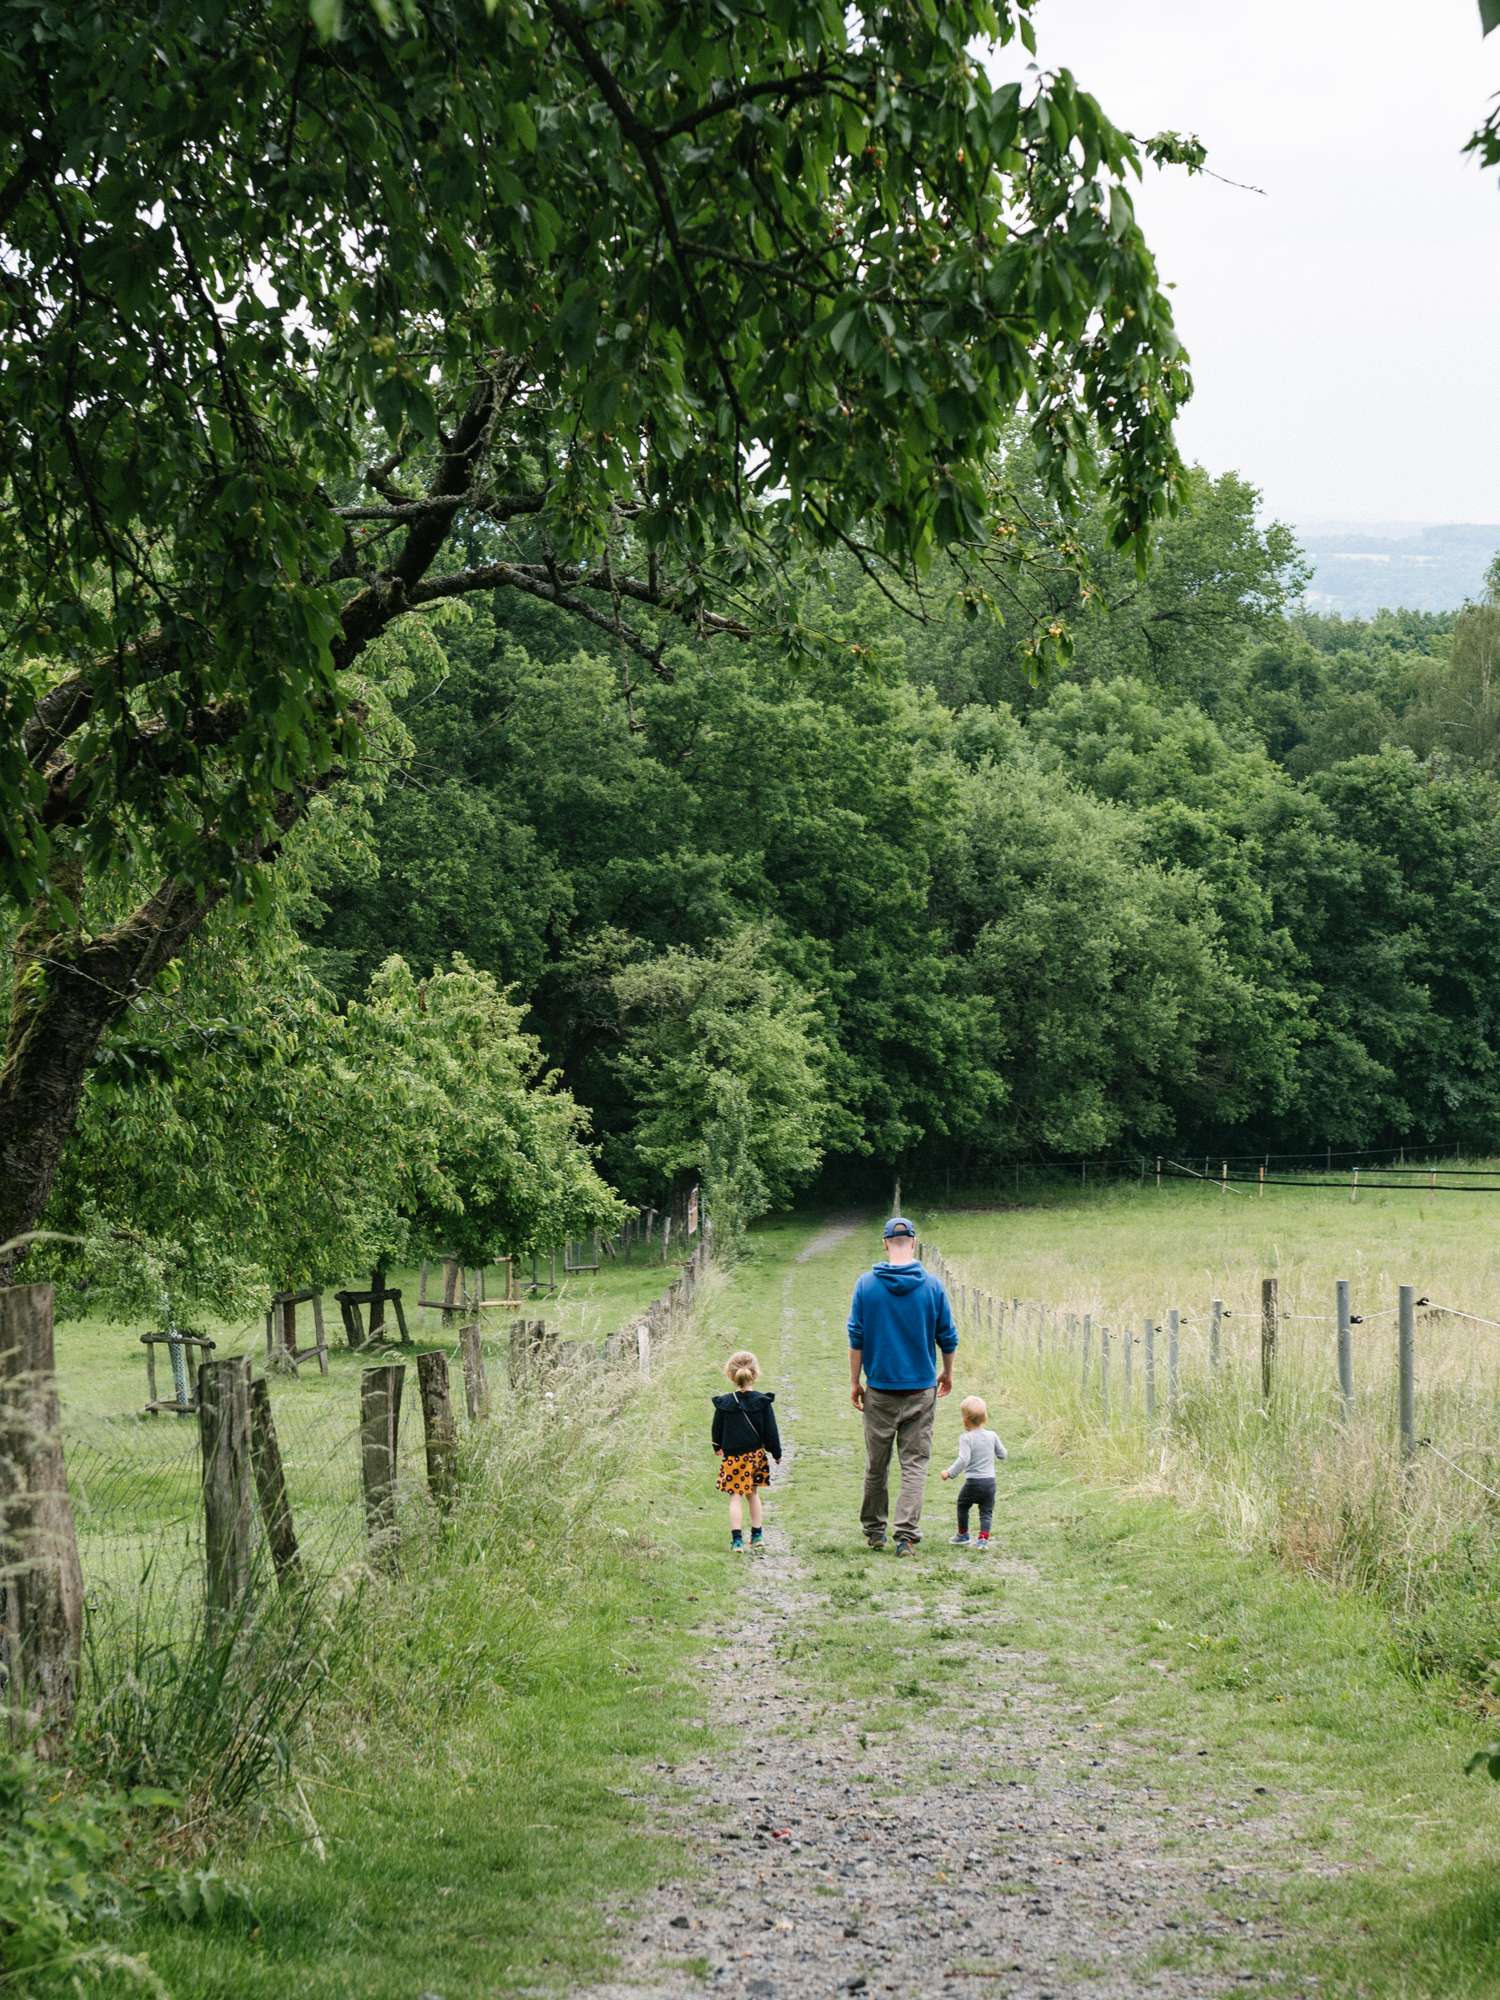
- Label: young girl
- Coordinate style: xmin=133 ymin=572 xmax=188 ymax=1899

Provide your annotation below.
xmin=939 ymin=1394 xmax=1007 ymax=1547
xmin=712 ymin=1349 xmax=782 ymax=1552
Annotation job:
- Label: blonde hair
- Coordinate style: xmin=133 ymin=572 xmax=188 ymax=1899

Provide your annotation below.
xmin=724 ymin=1349 xmax=760 ymax=1389
xmin=960 ymin=1395 xmax=988 ymax=1428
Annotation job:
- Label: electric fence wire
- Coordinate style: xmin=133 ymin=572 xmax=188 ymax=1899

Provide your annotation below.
xmin=1162 ymin=1163 xmax=1500 ymax=1195
xmin=1423 ymin=1441 xmax=1500 ymax=1504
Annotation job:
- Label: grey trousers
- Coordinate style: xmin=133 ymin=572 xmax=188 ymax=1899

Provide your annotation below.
xmin=861 ymin=1386 xmax=938 ymax=1544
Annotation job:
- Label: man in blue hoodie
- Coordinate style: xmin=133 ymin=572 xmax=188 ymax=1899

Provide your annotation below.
xmin=848 ymin=1216 xmax=957 ymax=1555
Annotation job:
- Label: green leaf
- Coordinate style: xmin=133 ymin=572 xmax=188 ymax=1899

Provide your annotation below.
xmin=308 ymin=0 xmax=342 ymax=40
xmin=1481 ymin=0 xmax=1500 ymax=35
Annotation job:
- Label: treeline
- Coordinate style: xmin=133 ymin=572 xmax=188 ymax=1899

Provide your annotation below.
xmin=30 ymin=464 xmax=1500 ymax=1298
xmin=301 ymin=467 xmax=1500 ymax=1201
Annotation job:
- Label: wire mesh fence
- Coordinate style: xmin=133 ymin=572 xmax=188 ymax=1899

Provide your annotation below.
xmin=929 ymin=1249 xmax=1500 ymax=1544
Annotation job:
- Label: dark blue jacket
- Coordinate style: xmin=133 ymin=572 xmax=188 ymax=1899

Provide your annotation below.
xmin=847 ymin=1262 xmax=958 ymax=1392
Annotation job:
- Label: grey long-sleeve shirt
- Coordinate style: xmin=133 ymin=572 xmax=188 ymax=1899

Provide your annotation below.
xmin=944 ymin=1427 xmax=1007 ymax=1482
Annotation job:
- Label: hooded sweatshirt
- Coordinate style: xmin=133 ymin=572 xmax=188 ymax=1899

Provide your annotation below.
xmin=847 ymin=1261 xmax=959 ymax=1393
xmin=711 ymin=1388 xmax=782 ymax=1461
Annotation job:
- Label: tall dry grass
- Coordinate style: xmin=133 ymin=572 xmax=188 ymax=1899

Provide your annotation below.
xmin=925 ymin=1172 xmax=1500 ymax=1698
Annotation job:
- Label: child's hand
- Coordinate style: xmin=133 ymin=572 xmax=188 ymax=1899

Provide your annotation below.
xmin=940 ymin=1469 xmax=950 ymax=1482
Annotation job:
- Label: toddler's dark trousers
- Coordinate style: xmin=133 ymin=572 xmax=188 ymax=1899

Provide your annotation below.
xmin=956 ymin=1477 xmax=996 ymax=1536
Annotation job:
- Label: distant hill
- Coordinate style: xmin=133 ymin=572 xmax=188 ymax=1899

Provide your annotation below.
xmin=1294 ymin=521 xmax=1499 ymax=619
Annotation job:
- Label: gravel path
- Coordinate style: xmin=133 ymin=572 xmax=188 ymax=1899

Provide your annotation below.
xmin=585 ymin=1236 xmax=1308 ymax=2000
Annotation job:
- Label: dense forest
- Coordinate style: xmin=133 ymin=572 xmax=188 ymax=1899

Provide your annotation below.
xmin=29 ymin=454 xmax=1500 ymax=1307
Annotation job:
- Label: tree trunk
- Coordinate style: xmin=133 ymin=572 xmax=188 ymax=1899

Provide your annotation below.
xmin=0 ymin=882 xmax=224 ymax=1261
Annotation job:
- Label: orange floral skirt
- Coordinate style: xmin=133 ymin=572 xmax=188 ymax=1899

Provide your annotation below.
xmin=717 ymin=1447 xmax=771 ymax=1496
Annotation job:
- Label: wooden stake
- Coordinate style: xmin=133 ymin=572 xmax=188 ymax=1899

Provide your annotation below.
xmin=199 ymin=1356 xmax=255 ymax=1624
xmin=1144 ymin=1319 xmax=1156 ymax=1419
xmin=360 ymin=1364 xmax=405 ymax=1558
xmin=247 ymin=1377 xmax=300 ymax=1587
xmin=1261 ymin=1277 xmax=1278 ymax=1404
xmin=417 ymin=1351 xmax=458 ymax=1508
xmin=0 ymin=1283 xmax=84 ymax=1738
xmin=1210 ymin=1298 xmax=1222 ymax=1371
xmin=458 ymin=1324 xmax=489 ymax=1422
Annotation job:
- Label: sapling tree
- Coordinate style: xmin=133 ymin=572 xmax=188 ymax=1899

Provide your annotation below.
xmin=1 ymin=0 xmax=1193 ymax=1250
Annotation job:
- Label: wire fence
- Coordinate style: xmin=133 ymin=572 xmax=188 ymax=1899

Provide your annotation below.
xmin=927 ymin=1248 xmax=1500 ymax=1514
xmin=35 ymin=1233 xmax=714 ymax=1662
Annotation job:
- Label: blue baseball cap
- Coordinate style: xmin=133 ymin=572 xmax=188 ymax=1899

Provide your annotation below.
xmin=882 ymin=1216 xmax=916 ymax=1239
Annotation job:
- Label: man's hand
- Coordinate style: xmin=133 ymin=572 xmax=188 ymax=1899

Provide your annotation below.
xmin=850 ymin=1349 xmax=865 ymax=1412
xmin=850 ymin=1383 xmax=865 ymax=1411
xmin=937 ymin=1371 xmax=954 ymax=1398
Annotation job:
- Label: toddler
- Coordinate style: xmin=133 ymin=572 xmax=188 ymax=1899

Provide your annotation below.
xmin=711 ymin=1349 xmax=782 ymax=1552
xmin=939 ymin=1395 xmax=1007 ymax=1548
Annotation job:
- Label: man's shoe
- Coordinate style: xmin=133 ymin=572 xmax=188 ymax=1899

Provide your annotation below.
xmin=949 ymin=1533 xmax=971 ymax=1546
xmin=893 ymin=1539 xmax=916 ymax=1559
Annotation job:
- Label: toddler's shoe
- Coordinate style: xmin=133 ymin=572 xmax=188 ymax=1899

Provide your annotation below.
xmin=976 ymin=1533 xmax=991 ymax=1550
xmin=949 ymin=1533 xmax=972 ymax=1546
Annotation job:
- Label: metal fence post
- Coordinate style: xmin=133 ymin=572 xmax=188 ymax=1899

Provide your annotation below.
xmin=1167 ymin=1309 xmax=1180 ymax=1410
xmin=1336 ymin=1279 xmax=1353 ymax=1422
xmin=1100 ymin=1328 xmax=1110 ymax=1417
xmin=1398 ymin=1285 xmax=1416 ymax=1461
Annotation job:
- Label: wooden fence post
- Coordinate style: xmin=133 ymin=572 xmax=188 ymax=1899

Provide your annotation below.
xmin=1144 ymin=1319 xmax=1156 ymax=1419
xmin=0 ymin=1283 xmax=84 ymax=1737
xmin=417 ymin=1351 xmax=457 ymax=1509
xmin=247 ymin=1377 xmax=300 ymax=1588
xmin=199 ymin=1356 xmax=255 ymax=1623
xmin=1080 ymin=1315 xmax=1092 ymax=1388
xmin=1210 ymin=1298 xmax=1222 ymax=1372
xmin=1261 ymin=1278 xmax=1278 ymax=1404
xmin=1123 ymin=1321 xmax=1133 ymax=1402
xmin=1336 ymin=1279 xmax=1353 ymax=1421
xmin=1398 ymin=1284 xmax=1416 ymax=1461
xmin=459 ymin=1324 xmax=489 ymax=1423
xmin=360 ymin=1363 xmax=405 ymax=1558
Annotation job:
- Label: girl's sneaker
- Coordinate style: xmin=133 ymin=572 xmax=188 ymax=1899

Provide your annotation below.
xmin=949 ymin=1532 xmax=972 ymax=1546
xmin=750 ymin=1531 xmax=765 ymax=1553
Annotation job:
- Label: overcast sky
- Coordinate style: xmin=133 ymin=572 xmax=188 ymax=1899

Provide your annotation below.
xmin=989 ymin=1 xmax=1500 ymax=527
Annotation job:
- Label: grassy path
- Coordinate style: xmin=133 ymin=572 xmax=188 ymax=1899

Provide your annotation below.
xmin=126 ymin=1212 xmax=1500 ymax=1996
xmin=590 ymin=1213 xmax=1500 ymax=2000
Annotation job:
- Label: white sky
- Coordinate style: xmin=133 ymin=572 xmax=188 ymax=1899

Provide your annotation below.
xmin=989 ymin=1 xmax=1500 ymax=525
